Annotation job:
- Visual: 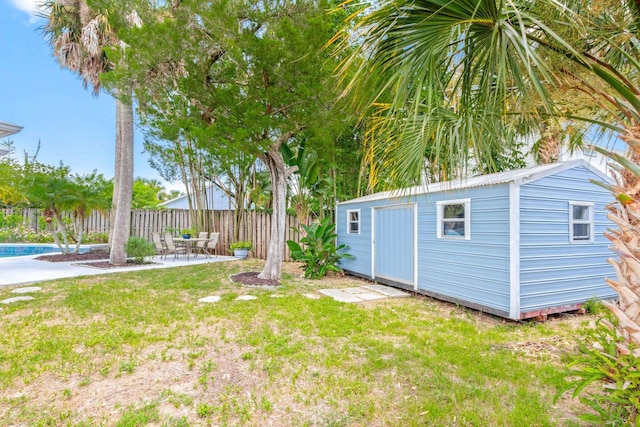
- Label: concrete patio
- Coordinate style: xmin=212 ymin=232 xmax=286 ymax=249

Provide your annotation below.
xmin=0 ymin=253 xmax=235 ymax=288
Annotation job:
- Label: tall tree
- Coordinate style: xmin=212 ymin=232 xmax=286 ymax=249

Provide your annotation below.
xmin=40 ymin=0 xmax=136 ymax=265
xmin=108 ymin=0 xmax=350 ymax=280
xmin=131 ymin=177 xmax=165 ymax=209
xmin=334 ymin=0 xmax=640 ymax=406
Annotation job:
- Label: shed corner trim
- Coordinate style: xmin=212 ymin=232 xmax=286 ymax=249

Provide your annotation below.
xmin=509 ymin=181 xmax=521 ymax=319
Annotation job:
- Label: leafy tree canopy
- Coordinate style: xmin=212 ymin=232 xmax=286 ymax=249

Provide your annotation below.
xmin=104 ymin=0 xmax=354 ymax=279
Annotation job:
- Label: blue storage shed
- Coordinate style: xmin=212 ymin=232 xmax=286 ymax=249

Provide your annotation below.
xmin=336 ymin=160 xmax=618 ymax=320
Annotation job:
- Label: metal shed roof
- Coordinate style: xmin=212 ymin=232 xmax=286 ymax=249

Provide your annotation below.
xmin=338 ymin=159 xmax=611 ymax=205
xmin=0 ymin=120 xmax=23 ymax=139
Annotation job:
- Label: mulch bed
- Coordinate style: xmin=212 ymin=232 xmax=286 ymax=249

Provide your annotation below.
xmin=35 ymin=250 xmax=155 ymax=269
xmin=80 ymin=260 xmax=156 ymax=269
xmin=230 ymin=272 xmax=281 ymax=287
xmin=35 ymin=250 xmax=110 ymax=262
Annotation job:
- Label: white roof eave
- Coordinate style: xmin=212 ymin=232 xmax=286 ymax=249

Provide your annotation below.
xmin=338 ymin=159 xmax=609 ymax=205
xmin=0 ymin=121 xmax=23 ymax=139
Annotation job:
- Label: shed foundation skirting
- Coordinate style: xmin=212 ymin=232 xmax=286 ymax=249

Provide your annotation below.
xmin=519 ymin=299 xmax=616 ymax=320
xmin=343 ymin=269 xmax=513 ymax=319
xmin=342 ymin=270 xmax=609 ymax=321
xmin=520 ymin=303 xmax=585 ymax=321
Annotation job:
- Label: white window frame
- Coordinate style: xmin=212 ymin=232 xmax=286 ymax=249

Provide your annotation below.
xmin=347 ymin=209 xmax=360 ymax=234
xmin=436 ymin=199 xmax=471 ymax=240
xmin=569 ymin=201 xmax=594 ymax=244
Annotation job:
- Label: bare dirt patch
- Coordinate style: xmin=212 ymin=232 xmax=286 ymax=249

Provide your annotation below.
xmin=3 ymin=323 xmax=338 ymax=426
xmin=494 ymin=336 xmax=577 ymax=362
xmin=230 ymin=271 xmax=281 ymax=287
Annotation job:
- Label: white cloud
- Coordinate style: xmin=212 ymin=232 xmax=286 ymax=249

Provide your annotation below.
xmin=8 ymin=0 xmax=43 ymax=22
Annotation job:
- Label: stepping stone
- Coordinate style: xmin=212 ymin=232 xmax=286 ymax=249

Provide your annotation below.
xmin=1 ymin=296 xmax=34 ymax=304
xmin=199 ymin=296 xmax=221 ymax=303
xmin=343 ymin=287 xmax=370 ymax=294
xmin=303 ymin=293 xmax=321 ymax=300
xmin=270 ymin=294 xmax=285 ymax=298
xmin=318 ymin=289 xmax=366 ymax=303
xmin=361 ymin=284 xmax=411 ymax=298
xmin=235 ymin=295 xmax=257 ymax=301
xmin=352 ymin=291 xmax=387 ymax=301
xmin=11 ymin=286 xmax=42 ymax=294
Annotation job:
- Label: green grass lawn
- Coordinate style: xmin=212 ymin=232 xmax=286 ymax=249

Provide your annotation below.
xmin=0 ymin=259 xmax=593 ymax=426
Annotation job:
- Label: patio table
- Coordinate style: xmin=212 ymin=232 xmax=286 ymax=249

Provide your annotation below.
xmin=173 ymin=238 xmax=208 ymax=260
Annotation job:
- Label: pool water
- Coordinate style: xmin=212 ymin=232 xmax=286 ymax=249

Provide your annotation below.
xmin=0 ymin=244 xmax=100 ymax=258
xmin=0 ymin=244 xmax=65 ymax=258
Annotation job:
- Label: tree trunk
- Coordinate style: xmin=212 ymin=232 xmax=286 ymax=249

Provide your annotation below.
xmin=109 ymin=101 xmax=123 ymax=248
xmin=258 ymin=148 xmax=290 ymax=281
xmin=74 ymin=214 xmax=84 ymax=253
xmin=109 ymin=96 xmax=134 ymax=265
xmin=535 ymin=122 xmax=563 ymax=165
xmin=52 ymin=210 xmax=70 ymax=253
xmin=43 ymin=208 xmax=65 ymax=252
xmin=602 ymin=125 xmax=640 ymax=358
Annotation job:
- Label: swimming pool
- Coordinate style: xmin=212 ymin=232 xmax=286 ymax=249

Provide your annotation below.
xmin=0 ymin=244 xmax=92 ymax=258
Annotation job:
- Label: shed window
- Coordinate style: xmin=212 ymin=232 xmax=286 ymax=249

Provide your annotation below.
xmin=437 ymin=199 xmax=471 ymax=240
xmin=569 ymin=202 xmax=594 ymax=243
xmin=347 ymin=210 xmax=360 ymax=234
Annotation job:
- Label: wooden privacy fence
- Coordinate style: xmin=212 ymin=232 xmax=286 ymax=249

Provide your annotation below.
xmin=1 ymin=208 xmax=302 ymax=260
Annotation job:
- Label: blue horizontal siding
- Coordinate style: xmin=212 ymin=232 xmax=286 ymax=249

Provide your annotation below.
xmin=520 ymin=166 xmax=617 ymax=313
xmin=338 ymin=185 xmax=512 ymax=313
xmin=417 ymin=184 xmax=511 ymax=312
xmin=336 ymin=202 xmax=372 ymax=277
xmin=337 ymin=198 xmax=413 ymax=278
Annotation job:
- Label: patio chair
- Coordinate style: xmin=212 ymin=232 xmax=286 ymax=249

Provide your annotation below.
xmin=193 ymin=232 xmax=211 ymax=258
xmin=164 ymin=233 xmax=188 ymax=260
xmin=151 ymin=232 xmax=168 ymax=260
xmin=208 ymin=232 xmax=220 ymax=257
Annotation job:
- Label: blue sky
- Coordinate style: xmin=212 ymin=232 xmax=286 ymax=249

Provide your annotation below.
xmin=0 ymin=0 xmax=179 ymax=190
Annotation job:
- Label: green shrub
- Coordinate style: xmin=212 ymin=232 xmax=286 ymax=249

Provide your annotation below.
xmin=0 ymin=226 xmax=53 ymax=243
xmin=180 ymin=227 xmax=197 ymax=237
xmin=561 ymin=315 xmax=640 ymax=425
xmin=286 ymin=217 xmax=354 ymax=279
xmin=125 ymin=237 xmax=156 ymax=263
xmin=0 ymin=213 xmax=23 ymax=229
xmin=230 ymin=240 xmax=253 ymax=251
xmin=582 ymin=298 xmax=608 ymax=316
xmin=85 ymin=232 xmax=109 ymax=244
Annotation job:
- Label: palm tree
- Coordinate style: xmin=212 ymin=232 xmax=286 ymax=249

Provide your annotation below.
xmin=40 ymin=0 xmax=135 ymax=265
xmin=333 ymin=0 xmax=640 ymax=356
xmin=65 ymin=173 xmax=110 ymax=252
xmin=21 ymin=165 xmax=74 ymax=252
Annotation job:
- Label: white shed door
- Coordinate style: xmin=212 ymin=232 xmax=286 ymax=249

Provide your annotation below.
xmin=373 ymin=205 xmax=415 ymax=286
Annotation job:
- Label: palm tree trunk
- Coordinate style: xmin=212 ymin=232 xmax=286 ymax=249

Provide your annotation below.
xmin=109 ymin=95 xmax=134 ymax=265
xmin=52 ymin=210 xmax=71 ymax=253
xmin=109 ymin=113 xmax=122 ymax=248
xmin=74 ymin=215 xmax=84 ymax=253
xmin=536 ymin=122 xmax=563 ymax=164
xmin=43 ymin=208 xmax=65 ymax=252
xmin=602 ymin=125 xmax=640 ymax=357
